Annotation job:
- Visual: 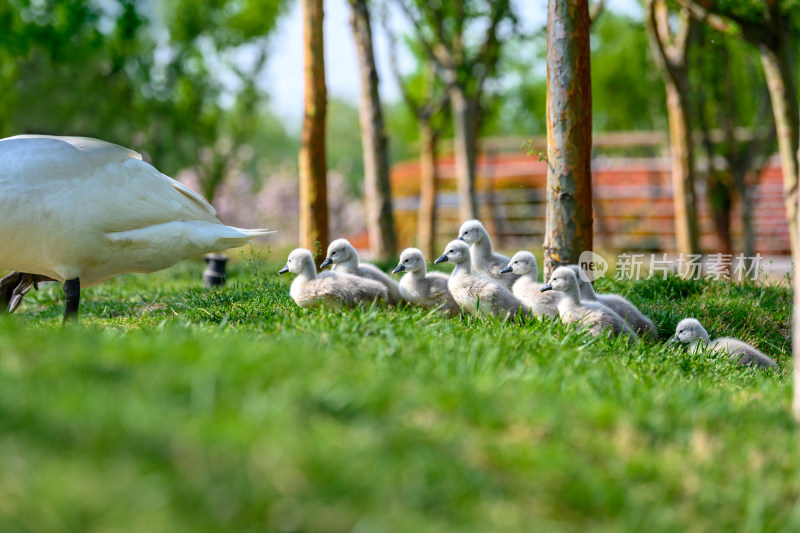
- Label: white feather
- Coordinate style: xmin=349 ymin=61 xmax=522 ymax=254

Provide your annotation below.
xmin=0 ymin=135 xmax=273 ymax=286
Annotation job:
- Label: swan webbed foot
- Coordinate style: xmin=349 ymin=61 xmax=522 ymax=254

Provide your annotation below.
xmin=63 ymin=278 xmax=80 ymax=323
xmin=0 ymin=272 xmax=55 ymax=313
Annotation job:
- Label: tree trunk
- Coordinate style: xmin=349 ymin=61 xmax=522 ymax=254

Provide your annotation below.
xmin=693 ymin=56 xmax=732 ymax=256
xmin=543 ymin=0 xmax=593 ymax=279
xmin=450 ymin=88 xmax=478 ymax=221
xmin=794 ymin=159 xmax=800 ymax=421
xmin=706 ymin=172 xmax=733 ymax=255
xmin=644 ymin=0 xmax=700 ymax=255
xmin=760 ymin=45 xmax=800 ymax=264
xmin=348 ymin=0 xmax=396 ymax=259
xmin=664 ymin=82 xmax=701 ymax=254
xmin=417 ymin=120 xmax=438 ymax=259
xmin=299 ymin=0 xmax=328 ymax=262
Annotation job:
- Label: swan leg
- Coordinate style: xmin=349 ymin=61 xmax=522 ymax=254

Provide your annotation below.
xmin=1 ymin=272 xmax=55 ymax=313
xmin=63 ymin=278 xmax=80 ymax=323
xmin=0 ymin=272 xmax=25 ymax=313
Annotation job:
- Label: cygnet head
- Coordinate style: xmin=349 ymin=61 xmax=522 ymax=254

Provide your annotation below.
xmin=566 ymin=264 xmax=594 ymax=295
xmin=540 ymin=266 xmax=579 ymax=294
xmin=434 ymin=240 xmax=470 ymax=265
xmin=457 ymin=219 xmax=488 ymax=245
xmin=671 ymin=318 xmax=709 ymax=345
xmin=500 ymin=251 xmax=537 ymax=276
xmin=393 ymin=248 xmax=426 ymax=274
xmin=320 ymin=238 xmax=356 ymax=269
xmin=279 ymin=248 xmax=315 ymax=275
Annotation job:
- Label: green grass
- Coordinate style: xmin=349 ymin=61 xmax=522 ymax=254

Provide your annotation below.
xmin=0 ymin=248 xmax=796 ymax=532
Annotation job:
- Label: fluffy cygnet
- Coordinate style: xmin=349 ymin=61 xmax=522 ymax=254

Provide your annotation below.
xmin=434 ymin=240 xmax=527 ymax=320
xmin=392 ymin=248 xmax=460 ymax=315
xmin=671 ymin=318 xmax=778 ymax=370
xmin=320 ymin=238 xmax=402 ymax=305
xmin=279 ymin=248 xmax=387 ymax=308
xmin=457 ymin=220 xmax=518 ymax=290
xmin=500 ymin=251 xmax=561 ymax=318
xmin=566 ymin=265 xmax=658 ymax=342
xmin=541 ymin=266 xmax=636 ymax=340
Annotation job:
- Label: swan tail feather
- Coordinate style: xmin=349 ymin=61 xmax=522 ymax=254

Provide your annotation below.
xmin=216 ymin=226 xmax=276 ymax=247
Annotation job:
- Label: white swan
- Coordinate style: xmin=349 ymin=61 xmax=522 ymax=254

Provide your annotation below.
xmin=434 ymin=240 xmax=527 ymax=320
xmin=540 ymin=266 xmax=636 ymax=340
xmin=279 ymin=248 xmax=387 ymax=308
xmin=320 ymin=238 xmax=402 ymax=305
xmin=457 ymin=219 xmax=518 ymax=290
xmin=671 ymin=318 xmax=778 ymax=370
xmin=500 ymin=251 xmax=561 ymax=318
xmin=392 ymin=248 xmax=459 ymax=315
xmin=0 ymin=135 xmax=273 ymax=320
xmin=566 ymin=265 xmax=658 ymax=341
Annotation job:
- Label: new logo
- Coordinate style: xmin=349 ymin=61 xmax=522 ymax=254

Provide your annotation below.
xmin=577 ymin=251 xmax=609 ymax=282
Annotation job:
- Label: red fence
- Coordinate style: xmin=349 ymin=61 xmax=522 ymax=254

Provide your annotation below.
xmin=387 ymin=153 xmax=790 ymax=255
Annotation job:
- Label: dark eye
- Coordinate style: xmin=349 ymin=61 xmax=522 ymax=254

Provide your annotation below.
xmin=404 ymin=259 xmax=409 ymax=263
xmin=448 ymin=249 xmax=453 ymax=253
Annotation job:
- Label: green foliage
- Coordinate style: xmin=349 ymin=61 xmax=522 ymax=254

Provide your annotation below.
xmin=688 ymin=25 xmax=770 ymax=132
xmin=590 ymin=12 xmax=667 ymax=132
xmin=327 ymin=98 xmax=367 ymax=196
xmin=482 ymin=35 xmax=547 ymax=137
xmin=400 ymin=0 xmax=516 ymax=99
xmin=0 ymin=0 xmax=288 ymax=200
xmin=385 ymin=99 xmax=422 ymax=162
xmin=0 ymin=254 xmax=794 ymax=531
xmin=490 ymin=12 xmax=668 ymax=138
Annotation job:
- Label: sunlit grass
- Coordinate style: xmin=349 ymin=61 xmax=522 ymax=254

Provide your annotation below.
xmin=0 ymin=249 xmax=795 ymax=532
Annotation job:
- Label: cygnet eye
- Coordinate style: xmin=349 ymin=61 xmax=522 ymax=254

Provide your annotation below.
xmin=404 ymin=259 xmax=409 ymax=263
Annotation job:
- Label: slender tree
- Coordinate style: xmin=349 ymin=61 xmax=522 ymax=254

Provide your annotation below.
xmin=542 ymin=0 xmax=593 ymax=278
xmin=676 ymin=0 xmax=800 ymax=263
xmin=691 ymin=27 xmax=775 ymax=262
xmin=796 ymin=139 xmax=800 ymax=420
xmin=796 ymin=187 xmax=800 ymax=420
xmin=299 ymin=0 xmax=329 ymax=260
xmin=348 ymin=0 xmax=396 ymax=260
xmin=644 ymin=0 xmax=700 ymax=255
xmin=384 ymin=20 xmax=449 ymax=259
xmin=396 ymin=0 xmax=515 ymax=222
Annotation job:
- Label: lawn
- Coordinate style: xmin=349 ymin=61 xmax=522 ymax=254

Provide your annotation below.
xmin=0 ymin=247 xmax=796 ymax=533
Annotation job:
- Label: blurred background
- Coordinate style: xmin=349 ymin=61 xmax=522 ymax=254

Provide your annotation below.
xmin=0 ymin=0 xmax=792 ymax=268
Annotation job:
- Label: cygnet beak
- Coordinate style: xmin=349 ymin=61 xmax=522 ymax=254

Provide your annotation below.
xmin=392 ymin=264 xmax=405 ymax=274
xmin=668 ymin=336 xmax=679 ymax=343
xmin=433 ymin=254 xmax=448 ymax=264
xmin=500 ymin=265 xmax=512 ymax=274
xmin=278 ymin=265 xmax=289 ymax=274
xmin=457 ymin=236 xmax=466 ymax=242
xmin=319 ymin=257 xmax=333 ymax=269
xmin=539 ymin=282 xmax=553 ymax=292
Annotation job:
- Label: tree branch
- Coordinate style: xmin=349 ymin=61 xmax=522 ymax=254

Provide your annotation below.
xmin=395 ymin=0 xmax=456 ymax=85
xmin=673 ymin=7 xmax=693 ymax=55
xmin=674 ymin=0 xmax=777 ymax=48
xmin=589 ymin=0 xmax=606 ymax=25
xmin=473 ymin=0 xmax=508 ymax=96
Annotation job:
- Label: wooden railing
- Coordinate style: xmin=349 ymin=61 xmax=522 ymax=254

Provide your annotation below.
xmin=387 ymin=153 xmax=790 ymax=255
